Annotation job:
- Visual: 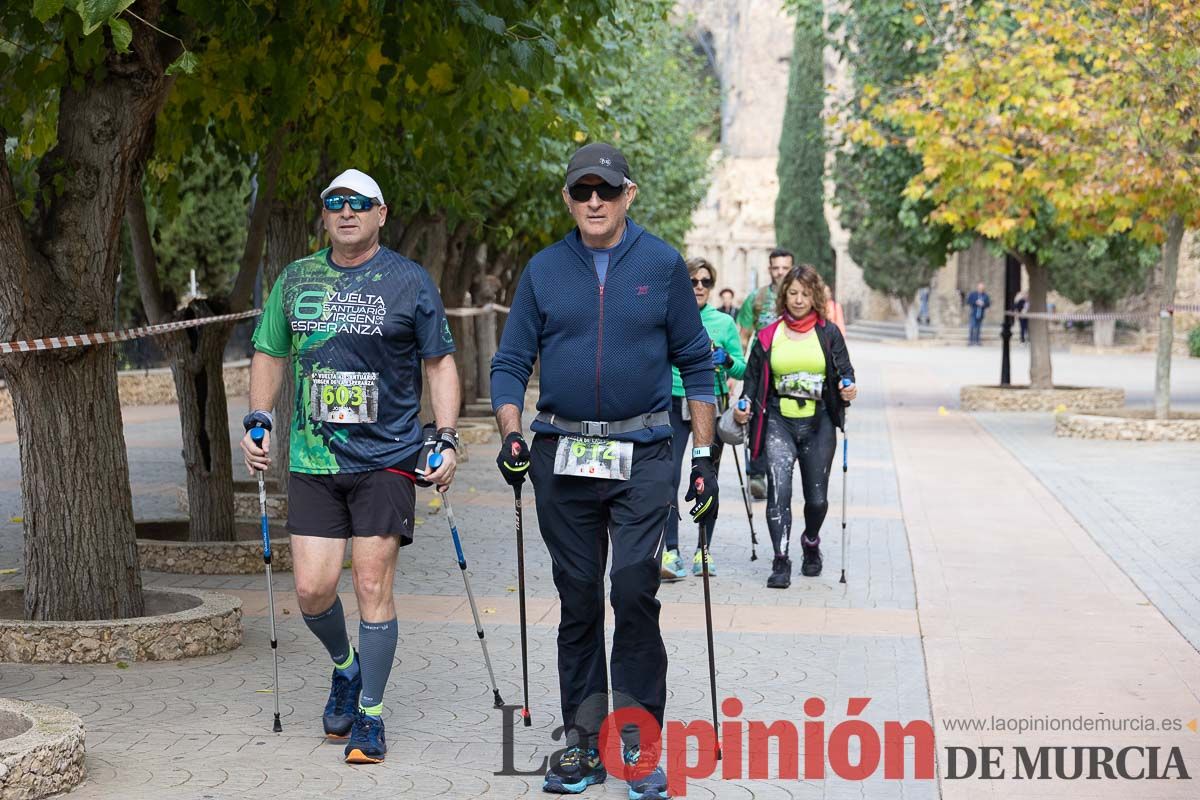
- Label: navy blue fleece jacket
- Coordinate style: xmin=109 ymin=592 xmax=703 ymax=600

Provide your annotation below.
xmin=490 ymin=218 xmax=714 ymax=444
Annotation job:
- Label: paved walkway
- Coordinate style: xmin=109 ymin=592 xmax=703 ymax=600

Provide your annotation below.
xmin=0 ymin=342 xmax=1198 ymax=798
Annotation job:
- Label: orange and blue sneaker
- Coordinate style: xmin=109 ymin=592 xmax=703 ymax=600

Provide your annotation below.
xmin=344 ymin=711 xmax=387 ymax=764
xmin=543 ymin=746 xmax=606 ymax=794
xmin=322 ymin=655 xmax=361 ymax=739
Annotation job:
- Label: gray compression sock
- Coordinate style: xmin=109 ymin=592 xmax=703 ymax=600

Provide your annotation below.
xmin=358 ymin=618 xmax=398 ymax=716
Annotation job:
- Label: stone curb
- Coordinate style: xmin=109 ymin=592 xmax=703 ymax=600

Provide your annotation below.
xmin=138 ymin=536 xmax=293 ymax=574
xmin=0 ymin=699 xmax=86 ymax=800
xmin=1056 ymin=409 xmax=1200 ymax=441
xmin=960 ymin=384 xmax=1125 ymax=412
xmin=177 ymin=486 xmax=287 ymax=519
xmin=0 ymin=588 xmax=242 ymax=663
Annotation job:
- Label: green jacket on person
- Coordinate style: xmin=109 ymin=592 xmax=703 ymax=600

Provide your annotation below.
xmin=671 ymin=303 xmax=746 ymax=399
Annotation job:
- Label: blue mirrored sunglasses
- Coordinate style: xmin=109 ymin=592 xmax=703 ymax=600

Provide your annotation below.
xmin=323 ymin=194 xmax=376 ymax=212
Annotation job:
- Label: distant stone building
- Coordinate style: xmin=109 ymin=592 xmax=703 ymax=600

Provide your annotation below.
xmin=676 ymin=0 xmax=795 ymax=305
xmin=680 ymin=0 xmax=1199 ymax=344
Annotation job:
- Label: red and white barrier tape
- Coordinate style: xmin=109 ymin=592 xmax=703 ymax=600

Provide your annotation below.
xmin=1 ymin=302 xmax=511 ymax=355
xmin=443 ymin=302 xmax=511 ymax=318
xmin=1007 ymin=304 xmax=1200 ymax=322
xmin=5 ymin=298 xmax=1187 ymax=355
xmin=0 ymin=310 xmax=263 ymax=355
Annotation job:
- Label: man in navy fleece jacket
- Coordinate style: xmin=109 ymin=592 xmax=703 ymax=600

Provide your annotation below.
xmin=491 ymin=143 xmax=717 ymax=799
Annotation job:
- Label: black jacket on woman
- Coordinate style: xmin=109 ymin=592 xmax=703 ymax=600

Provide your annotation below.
xmin=740 ymin=317 xmax=855 ymax=460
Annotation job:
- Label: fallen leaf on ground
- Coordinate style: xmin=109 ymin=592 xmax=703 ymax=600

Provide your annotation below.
xmin=505 ymin=586 xmax=516 ymax=592
xmin=483 ymin=608 xmax=496 ymax=614
xmin=9 ymin=517 xmax=22 ymax=523
xmin=0 ymin=568 xmax=17 ymax=575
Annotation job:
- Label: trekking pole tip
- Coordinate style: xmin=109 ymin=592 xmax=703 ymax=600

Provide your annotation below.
xmin=493 ymin=690 xmax=505 ymax=708
xmin=272 ymin=714 xmax=282 ymax=733
xmin=522 ymin=708 xmax=532 ymax=726
xmin=839 ymin=570 xmax=846 ymax=584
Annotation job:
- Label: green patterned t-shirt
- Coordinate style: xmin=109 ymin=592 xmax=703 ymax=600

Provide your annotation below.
xmin=252 ymin=246 xmax=455 ymax=474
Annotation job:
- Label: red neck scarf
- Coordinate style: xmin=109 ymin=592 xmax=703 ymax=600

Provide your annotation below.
xmin=782 ymin=310 xmax=820 ymax=333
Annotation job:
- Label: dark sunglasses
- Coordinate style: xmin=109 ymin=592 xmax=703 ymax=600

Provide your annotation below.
xmin=568 ymin=182 xmax=624 ymax=202
xmin=691 ymin=277 xmax=715 ymax=288
xmin=323 ymin=194 xmax=377 ymax=212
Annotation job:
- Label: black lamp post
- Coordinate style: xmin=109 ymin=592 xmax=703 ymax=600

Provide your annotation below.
xmin=1000 ymin=254 xmax=1021 ymax=386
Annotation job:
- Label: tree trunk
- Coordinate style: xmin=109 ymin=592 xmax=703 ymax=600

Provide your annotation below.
xmin=264 ymin=200 xmax=310 ymax=485
xmin=1024 ymin=255 xmax=1053 ymax=390
xmin=161 ymin=311 xmax=238 ymax=542
xmin=0 ymin=10 xmax=176 ymax=620
xmin=8 ymin=350 xmax=144 ymax=620
xmin=1093 ymin=298 xmax=1116 ymax=349
xmin=902 ymin=298 xmax=919 ymax=341
xmin=1155 ymin=215 xmax=1184 ymax=420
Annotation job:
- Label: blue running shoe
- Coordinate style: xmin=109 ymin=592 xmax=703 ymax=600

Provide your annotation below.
xmin=543 ymin=746 xmax=606 ymax=794
xmin=322 ymin=653 xmax=361 ymax=739
xmin=624 ymin=745 xmax=670 ymax=800
xmin=344 ymin=711 xmax=387 ymax=764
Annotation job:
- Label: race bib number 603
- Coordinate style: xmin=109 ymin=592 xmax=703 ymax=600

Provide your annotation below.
xmin=310 ymin=370 xmax=379 ymax=423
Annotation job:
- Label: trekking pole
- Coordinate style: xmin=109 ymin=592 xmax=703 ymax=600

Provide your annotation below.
xmin=697 ymin=516 xmax=722 ymax=761
xmin=250 ymin=427 xmax=282 ymax=733
xmin=513 ymin=485 xmax=532 ymax=726
xmin=731 ymin=398 xmax=758 ymax=561
xmin=838 ymin=378 xmax=851 ymax=585
xmin=428 ymin=453 xmax=504 ymax=709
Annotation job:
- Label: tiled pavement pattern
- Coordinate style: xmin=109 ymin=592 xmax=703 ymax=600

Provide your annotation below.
xmin=0 ymin=344 xmax=934 ymax=799
xmin=975 ymin=412 xmax=1200 ymax=650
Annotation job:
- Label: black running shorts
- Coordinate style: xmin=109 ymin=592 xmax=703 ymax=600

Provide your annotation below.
xmin=287 ymin=469 xmax=417 ymax=545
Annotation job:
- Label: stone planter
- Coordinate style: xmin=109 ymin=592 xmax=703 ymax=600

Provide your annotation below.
xmin=177 ymin=479 xmax=286 ymax=518
xmin=137 ymin=519 xmax=291 ymax=574
xmin=0 ymin=588 xmax=241 ymax=663
xmin=960 ymin=385 xmax=1125 ymax=412
xmin=1056 ymin=409 xmax=1200 ymax=441
xmin=0 ymin=699 xmax=86 ymax=800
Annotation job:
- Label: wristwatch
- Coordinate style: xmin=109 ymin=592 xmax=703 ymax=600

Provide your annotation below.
xmin=692 ymin=446 xmax=712 ymax=459
xmin=436 ymin=427 xmax=460 ymax=452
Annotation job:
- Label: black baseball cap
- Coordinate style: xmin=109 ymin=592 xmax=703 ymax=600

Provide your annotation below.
xmin=565 ymin=143 xmax=630 ymax=188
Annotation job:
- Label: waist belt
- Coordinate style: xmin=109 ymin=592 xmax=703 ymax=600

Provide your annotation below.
xmin=535 ymin=411 xmax=670 ymax=437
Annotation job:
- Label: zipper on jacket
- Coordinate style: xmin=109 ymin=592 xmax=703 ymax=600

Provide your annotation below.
xmin=595 ymin=282 xmax=605 ymax=417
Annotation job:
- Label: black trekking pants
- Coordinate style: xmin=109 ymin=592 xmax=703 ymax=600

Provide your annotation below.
xmin=764 ymin=406 xmax=837 ymax=556
xmin=530 ymin=434 xmax=673 ymax=748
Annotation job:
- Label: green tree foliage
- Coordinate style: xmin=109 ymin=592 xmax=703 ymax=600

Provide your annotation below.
xmin=146 ymin=139 xmax=251 ymax=303
xmin=827 ymin=0 xmax=965 ymax=303
xmin=591 ymin=16 xmax=719 ymax=250
xmin=1042 ymin=232 xmax=1157 ymax=312
xmin=775 ymin=1 xmax=832 ymax=282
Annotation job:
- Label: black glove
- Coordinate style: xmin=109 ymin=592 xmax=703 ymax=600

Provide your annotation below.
xmin=685 ymin=457 xmax=719 ymax=524
xmin=496 ymin=431 xmax=530 ymax=487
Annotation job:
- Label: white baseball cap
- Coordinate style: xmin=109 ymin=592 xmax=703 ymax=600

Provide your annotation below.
xmin=320 ymin=168 xmax=385 ymax=205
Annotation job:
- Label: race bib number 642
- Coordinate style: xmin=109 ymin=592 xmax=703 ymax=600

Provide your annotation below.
xmin=553 ymin=436 xmax=633 ymax=481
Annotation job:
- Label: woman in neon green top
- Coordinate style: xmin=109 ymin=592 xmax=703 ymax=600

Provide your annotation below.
xmin=662 ymin=258 xmax=746 ymax=580
xmin=733 ymin=265 xmax=857 ymax=588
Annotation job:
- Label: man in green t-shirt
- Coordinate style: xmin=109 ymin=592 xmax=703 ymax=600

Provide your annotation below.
xmin=240 ymin=168 xmax=461 ymax=766
xmin=736 ymin=247 xmax=793 ymax=497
